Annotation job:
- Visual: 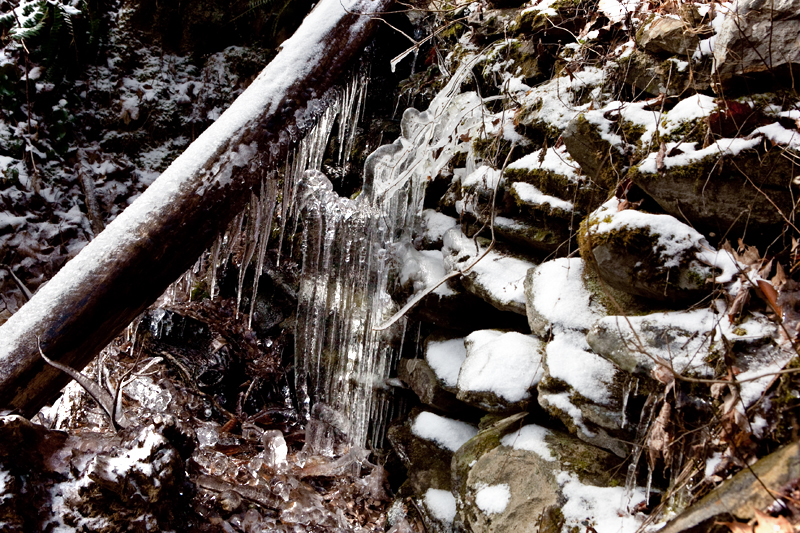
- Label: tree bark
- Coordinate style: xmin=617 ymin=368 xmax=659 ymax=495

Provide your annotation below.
xmin=0 ymin=0 xmax=393 ymax=417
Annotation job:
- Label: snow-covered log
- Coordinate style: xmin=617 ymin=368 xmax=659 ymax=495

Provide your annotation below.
xmin=0 ymin=0 xmax=393 ymax=417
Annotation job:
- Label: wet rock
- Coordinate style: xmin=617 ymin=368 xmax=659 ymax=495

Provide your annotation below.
xmin=659 ymin=440 xmax=800 ymax=533
xmin=714 ymin=0 xmax=800 ymax=90
xmin=579 ymin=198 xmax=736 ymax=302
xmin=637 ymin=15 xmax=700 ymax=56
xmin=442 ymin=228 xmax=535 ymax=315
xmin=455 ymin=330 xmax=545 ymax=412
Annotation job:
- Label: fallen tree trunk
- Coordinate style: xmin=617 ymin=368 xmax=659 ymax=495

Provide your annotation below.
xmin=0 ymin=0 xmax=393 ymax=418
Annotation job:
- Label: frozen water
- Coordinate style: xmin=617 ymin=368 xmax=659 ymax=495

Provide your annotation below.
xmin=262 ymin=430 xmax=289 ymax=469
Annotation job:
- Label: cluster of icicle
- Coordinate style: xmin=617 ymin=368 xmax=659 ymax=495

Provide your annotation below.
xmin=170 ymin=52 xmax=499 ymax=453
xmin=295 ymin=56 xmax=496 ymax=454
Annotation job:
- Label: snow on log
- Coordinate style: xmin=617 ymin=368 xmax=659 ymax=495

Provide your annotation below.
xmin=0 ymin=0 xmax=393 ymax=417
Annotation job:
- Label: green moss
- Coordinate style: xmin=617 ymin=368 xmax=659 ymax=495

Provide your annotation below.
xmin=514 ymin=9 xmax=551 ymax=33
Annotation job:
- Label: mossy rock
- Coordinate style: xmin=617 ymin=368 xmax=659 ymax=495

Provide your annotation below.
xmin=616 ymin=50 xmax=713 ymax=97
xmin=629 ymin=144 xmax=800 ymax=243
xmin=578 ymin=203 xmax=718 ymax=302
xmin=562 ymin=114 xmax=626 ymax=194
xmin=451 ymin=413 xmax=528 ymax=505
xmin=505 ymin=165 xmax=605 ymax=214
xmin=512 ymin=0 xmax=590 ymax=41
xmin=453 ymin=419 xmax=625 ymax=532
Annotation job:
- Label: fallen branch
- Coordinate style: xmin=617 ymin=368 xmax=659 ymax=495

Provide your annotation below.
xmin=0 ymin=0 xmax=393 ymax=417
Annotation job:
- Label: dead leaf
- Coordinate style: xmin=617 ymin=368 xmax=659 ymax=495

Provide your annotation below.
xmin=757 ymin=258 xmax=774 ymax=280
xmin=728 ymin=288 xmax=751 ymax=323
xmin=647 ymin=401 xmax=673 ymax=471
xmin=656 ymin=141 xmax=666 ymax=172
xmin=772 ymin=263 xmax=787 ymax=291
xmin=753 ymin=509 xmax=793 ymax=533
xmin=757 ymin=279 xmax=781 ymax=317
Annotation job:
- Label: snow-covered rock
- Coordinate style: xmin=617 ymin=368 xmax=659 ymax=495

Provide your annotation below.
xmin=456 ymin=330 xmax=546 ymax=412
xmin=442 ymin=228 xmax=536 ymax=315
xmin=452 ymin=421 xmax=640 ymax=533
xmin=579 ymin=198 xmax=737 ymax=302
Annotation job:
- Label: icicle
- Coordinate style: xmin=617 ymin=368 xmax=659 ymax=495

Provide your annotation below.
xmin=248 ymin=177 xmax=279 ymax=329
xmin=624 ymin=393 xmax=657 ymax=508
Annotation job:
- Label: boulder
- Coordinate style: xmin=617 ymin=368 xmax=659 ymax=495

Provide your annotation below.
xmin=637 ymin=15 xmax=700 ymax=56
xmin=620 ymin=50 xmax=712 ymax=96
xmin=562 ymin=114 xmax=619 ymax=184
xmin=659 ymin=440 xmax=800 ymax=533
xmin=524 ymin=257 xmax=605 ymax=336
xmin=714 ymin=0 xmax=800 ymax=90
xmin=579 ymin=198 xmax=738 ymax=302
xmin=629 ymin=139 xmax=800 ymax=242
xmin=587 ymin=308 xmax=783 ymax=382
xmin=453 ymin=422 xmax=632 ymax=533
xmin=537 ymin=329 xmax=632 ymax=458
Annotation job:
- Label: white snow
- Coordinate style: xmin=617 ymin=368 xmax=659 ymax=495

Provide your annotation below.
xmin=103 ymin=426 xmax=166 ymax=481
xmin=546 ymin=330 xmax=617 ymax=405
xmin=598 ymin=0 xmax=640 ymax=23
xmin=443 ymin=228 xmax=535 ymax=310
xmin=424 ymin=489 xmax=457 ymax=523
xmin=426 ymin=338 xmax=467 ymax=387
xmin=704 ymin=451 xmax=724 ymax=479
xmin=638 ymin=137 xmax=761 ymax=174
xmin=475 ymin=483 xmax=511 ymax=515
xmin=399 ymin=247 xmax=456 ymax=297
xmin=558 ymin=472 xmax=646 ymax=533
xmin=541 ymin=391 xmax=595 ymax=437
xmin=507 ymin=145 xmax=580 ymax=182
xmin=752 ymin=122 xmax=800 ymax=148
xmin=462 ymin=165 xmax=503 ymax=191
xmin=511 ymin=182 xmax=574 ymax=211
xmin=422 ymin=209 xmax=458 ymax=244
xmin=594 ymin=308 xmax=723 ymax=376
xmin=528 ymin=258 xmax=604 ymax=331
xmin=459 ymin=330 xmax=544 ymax=402
xmin=411 ymin=411 xmax=477 ymax=452
xmin=0 ymin=469 xmax=12 ymax=502
xmin=500 ymin=425 xmax=555 ymax=460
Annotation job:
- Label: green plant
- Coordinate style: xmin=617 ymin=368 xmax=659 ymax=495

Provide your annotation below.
xmin=0 ymin=0 xmax=98 ymax=84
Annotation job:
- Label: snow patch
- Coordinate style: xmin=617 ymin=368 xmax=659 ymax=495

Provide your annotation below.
xmin=426 ymin=338 xmax=467 ymax=388
xmin=459 ymin=330 xmax=544 ymax=402
xmin=424 ymin=489 xmax=457 ymax=524
xmin=411 ymin=412 xmax=477 ymax=452
xmin=475 ymin=483 xmax=511 ymax=515
xmin=500 ymin=425 xmax=555 ymax=460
